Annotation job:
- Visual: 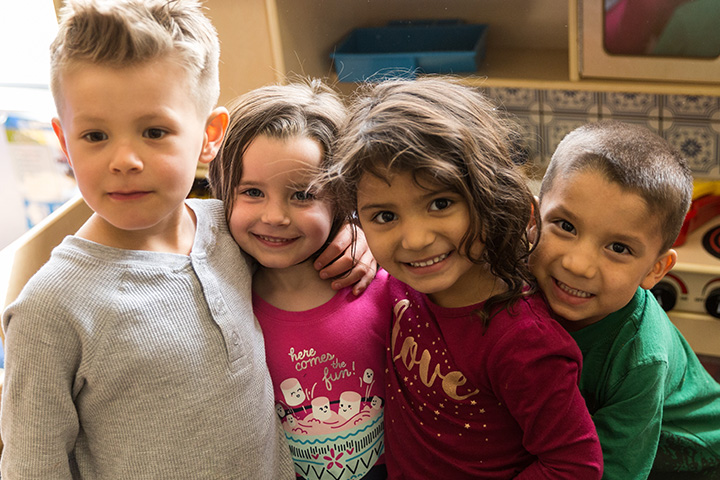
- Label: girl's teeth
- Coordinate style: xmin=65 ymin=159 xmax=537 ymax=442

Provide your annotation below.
xmin=259 ymin=235 xmax=290 ymax=244
xmin=557 ymin=280 xmax=592 ymax=298
xmin=409 ymin=253 xmax=448 ymax=268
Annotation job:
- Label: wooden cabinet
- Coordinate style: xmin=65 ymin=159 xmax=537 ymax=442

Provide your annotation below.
xmin=207 ymin=0 xmax=720 ymax=101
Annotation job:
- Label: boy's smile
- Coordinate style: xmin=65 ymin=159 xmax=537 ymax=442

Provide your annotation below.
xmin=530 ymin=170 xmax=674 ymax=330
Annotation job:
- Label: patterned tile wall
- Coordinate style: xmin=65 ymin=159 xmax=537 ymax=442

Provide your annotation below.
xmin=482 ymin=87 xmax=720 ymax=180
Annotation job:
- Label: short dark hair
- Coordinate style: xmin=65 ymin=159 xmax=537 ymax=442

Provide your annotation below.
xmin=540 ymin=120 xmax=693 ymax=252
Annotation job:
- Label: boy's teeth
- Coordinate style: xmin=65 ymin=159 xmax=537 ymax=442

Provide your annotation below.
xmin=409 ymin=253 xmax=448 ymax=267
xmin=557 ymin=280 xmax=592 ymax=298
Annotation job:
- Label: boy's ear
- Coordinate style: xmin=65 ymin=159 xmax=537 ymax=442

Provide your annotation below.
xmin=199 ymin=107 xmax=229 ymax=165
xmin=527 ymin=196 xmax=539 ymax=247
xmin=51 ymin=117 xmax=71 ymax=167
xmin=640 ymin=249 xmax=677 ymax=290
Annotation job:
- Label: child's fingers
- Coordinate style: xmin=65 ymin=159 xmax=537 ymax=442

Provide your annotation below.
xmin=314 ymin=224 xmax=353 ymax=271
xmin=330 ymin=257 xmax=378 ymax=295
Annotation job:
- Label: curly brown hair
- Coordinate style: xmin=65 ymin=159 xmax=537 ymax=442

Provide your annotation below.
xmin=323 ymin=77 xmax=540 ymax=323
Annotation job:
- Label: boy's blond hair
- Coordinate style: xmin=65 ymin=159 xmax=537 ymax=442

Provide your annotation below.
xmin=50 ymin=0 xmax=220 ymax=116
xmin=540 ymin=120 xmax=693 ymax=253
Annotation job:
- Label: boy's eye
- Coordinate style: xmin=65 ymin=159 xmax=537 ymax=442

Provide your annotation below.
xmin=429 ymin=198 xmax=452 ymax=211
xmin=609 ymin=242 xmax=631 ymax=255
xmin=83 ymin=131 xmax=107 ymax=142
xmin=373 ymin=211 xmax=397 ymax=224
xmin=143 ymin=128 xmax=167 ymax=139
xmin=559 ymin=219 xmax=576 ymax=234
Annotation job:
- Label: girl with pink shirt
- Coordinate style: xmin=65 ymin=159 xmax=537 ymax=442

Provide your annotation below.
xmin=209 ymin=79 xmax=389 ymax=480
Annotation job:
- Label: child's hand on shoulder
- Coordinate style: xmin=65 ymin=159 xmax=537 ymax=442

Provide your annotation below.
xmin=314 ymin=224 xmax=377 ymax=295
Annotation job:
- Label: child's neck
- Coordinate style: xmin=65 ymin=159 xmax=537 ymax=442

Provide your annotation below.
xmin=253 ymin=259 xmax=337 ymax=312
xmin=76 ymin=205 xmax=196 ymax=255
xmin=429 ymin=263 xmax=507 ymax=308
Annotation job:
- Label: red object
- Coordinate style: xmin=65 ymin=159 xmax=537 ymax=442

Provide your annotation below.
xmin=674 ymin=194 xmax=720 ymax=247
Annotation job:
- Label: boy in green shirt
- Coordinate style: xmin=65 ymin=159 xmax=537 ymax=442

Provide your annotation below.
xmin=529 ymin=120 xmax=720 ymax=479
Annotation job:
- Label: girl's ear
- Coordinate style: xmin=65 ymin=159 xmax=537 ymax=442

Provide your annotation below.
xmin=640 ymin=249 xmax=677 ymax=290
xmin=199 ymin=107 xmax=229 ymax=165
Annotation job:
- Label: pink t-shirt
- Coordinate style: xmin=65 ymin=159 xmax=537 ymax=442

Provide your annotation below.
xmin=384 ymin=277 xmax=603 ymax=479
xmin=254 ymin=269 xmax=392 ymax=480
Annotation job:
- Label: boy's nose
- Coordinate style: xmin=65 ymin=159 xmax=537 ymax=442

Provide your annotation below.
xmin=109 ymin=144 xmax=143 ymax=173
xmin=561 ymin=247 xmax=598 ymax=278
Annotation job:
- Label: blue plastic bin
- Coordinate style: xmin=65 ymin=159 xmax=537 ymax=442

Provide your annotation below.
xmin=330 ymin=21 xmax=488 ymax=82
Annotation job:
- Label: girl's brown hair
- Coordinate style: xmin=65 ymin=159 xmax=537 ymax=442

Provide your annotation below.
xmin=324 ymin=77 xmax=539 ymax=323
xmin=209 ymin=78 xmax=347 ymax=258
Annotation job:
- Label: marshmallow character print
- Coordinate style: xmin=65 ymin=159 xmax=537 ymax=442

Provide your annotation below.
xmin=280 ymin=378 xmax=306 ymax=407
xmin=312 ymin=397 xmax=332 ymax=421
xmin=338 ymin=391 xmax=362 ymax=420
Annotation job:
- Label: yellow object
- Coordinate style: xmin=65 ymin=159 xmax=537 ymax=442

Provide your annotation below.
xmin=692 ymin=180 xmax=720 ymax=200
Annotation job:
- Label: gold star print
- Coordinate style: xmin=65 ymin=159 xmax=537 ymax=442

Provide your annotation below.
xmin=439 ymin=403 xmax=444 ymax=408
xmin=479 ymin=408 xmax=485 ymax=413
xmin=471 ymin=400 xmax=477 ymax=406
xmin=434 ymin=410 xmax=440 ymax=415
xmin=465 ymin=424 xmax=471 ymax=429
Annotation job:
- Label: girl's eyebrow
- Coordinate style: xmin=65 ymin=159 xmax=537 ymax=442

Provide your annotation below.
xmin=358 ymin=201 xmax=393 ymax=213
xmin=237 ymin=180 xmax=264 ymax=189
xmin=287 ymin=180 xmax=312 ymax=191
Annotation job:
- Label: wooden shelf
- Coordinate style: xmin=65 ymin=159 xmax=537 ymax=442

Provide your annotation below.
xmin=337 ymin=48 xmax=720 ymax=96
xmin=207 ymin=0 xmax=720 ymax=104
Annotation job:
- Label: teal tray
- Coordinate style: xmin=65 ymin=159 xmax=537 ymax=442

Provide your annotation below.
xmin=330 ymin=21 xmax=488 ymax=82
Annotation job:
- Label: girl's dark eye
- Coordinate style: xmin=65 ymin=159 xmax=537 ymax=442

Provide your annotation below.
xmin=374 ymin=211 xmax=397 ymax=224
xmin=430 ymin=198 xmax=452 ymax=211
xmin=244 ymin=188 xmax=263 ymax=198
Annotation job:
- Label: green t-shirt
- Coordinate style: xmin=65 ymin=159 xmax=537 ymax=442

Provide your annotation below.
xmin=571 ymin=287 xmax=720 ymax=479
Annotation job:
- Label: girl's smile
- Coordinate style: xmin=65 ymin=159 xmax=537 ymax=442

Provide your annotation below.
xmin=228 ymin=134 xmax=333 ymax=271
xmin=357 ymin=171 xmax=497 ymax=308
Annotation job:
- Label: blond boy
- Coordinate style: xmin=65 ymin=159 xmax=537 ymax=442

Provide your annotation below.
xmin=1 ymin=0 xmax=292 ymax=477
